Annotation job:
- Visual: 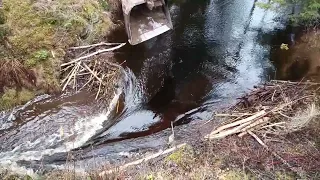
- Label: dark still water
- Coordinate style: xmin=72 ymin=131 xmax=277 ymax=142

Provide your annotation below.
xmin=0 ymin=0 xmax=293 ymax=172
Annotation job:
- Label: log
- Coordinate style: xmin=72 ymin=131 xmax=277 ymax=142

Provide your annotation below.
xmin=238 ymin=117 xmax=270 ymax=137
xmin=205 ymin=120 xmax=252 ymax=139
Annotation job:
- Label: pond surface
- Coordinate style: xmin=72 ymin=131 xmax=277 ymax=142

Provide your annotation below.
xmin=0 ymin=0 xmax=294 ymax=173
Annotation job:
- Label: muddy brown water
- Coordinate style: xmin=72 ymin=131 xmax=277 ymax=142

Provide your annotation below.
xmin=0 ymin=0 xmax=301 ymax=173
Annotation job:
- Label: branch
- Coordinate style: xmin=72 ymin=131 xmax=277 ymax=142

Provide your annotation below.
xmin=82 ymin=63 xmax=104 ymax=83
xmin=209 ymin=110 xmax=266 ymax=135
xmin=248 ymin=131 xmax=304 ymax=178
xmin=69 ymin=42 xmax=125 ymax=50
xmin=99 ymin=143 xmax=187 ymax=177
xmin=61 ymin=43 xmax=126 ymax=67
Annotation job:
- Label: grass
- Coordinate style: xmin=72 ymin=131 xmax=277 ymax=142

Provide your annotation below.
xmin=0 ymin=0 xmax=116 ymax=109
xmin=0 ymin=88 xmax=35 ymax=110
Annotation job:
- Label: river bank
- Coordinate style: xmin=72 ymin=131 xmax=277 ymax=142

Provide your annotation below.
xmin=2 ymin=80 xmax=319 ymax=180
xmin=0 ymin=0 xmax=121 ymax=110
xmin=99 ymin=27 xmax=320 ymax=179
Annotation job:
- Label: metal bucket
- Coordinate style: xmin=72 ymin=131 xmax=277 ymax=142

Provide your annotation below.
xmin=121 ymin=0 xmax=173 ymax=45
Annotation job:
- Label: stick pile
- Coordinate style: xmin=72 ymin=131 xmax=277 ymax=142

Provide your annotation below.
xmin=60 ymin=42 xmax=126 ymax=99
xmin=206 ymin=80 xmax=320 ymax=139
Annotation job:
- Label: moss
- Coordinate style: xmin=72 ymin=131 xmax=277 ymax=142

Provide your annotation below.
xmin=0 ymin=88 xmax=18 ymax=110
xmin=0 ymin=0 xmax=114 ymax=110
xmin=0 ymin=88 xmax=35 ymax=110
xmin=275 ymin=171 xmax=295 ymax=180
xmin=2 ymin=0 xmax=112 ymax=69
xmin=18 ymin=88 xmax=35 ymax=103
xmin=220 ymin=170 xmax=256 ymax=180
xmin=166 ymin=147 xmax=185 ymax=164
xmin=25 ymin=50 xmax=50 ymax=67
xmin=0 ymin=24 xmax=9 ymax=42
xmin=165 ymin=145 xmax=195 ymax=169
xmin=0 ymin=9 xmax=5 ymax=25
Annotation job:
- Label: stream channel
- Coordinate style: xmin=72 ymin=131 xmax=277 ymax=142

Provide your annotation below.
xmin=0 ymin=0 xmax=296 ymax=174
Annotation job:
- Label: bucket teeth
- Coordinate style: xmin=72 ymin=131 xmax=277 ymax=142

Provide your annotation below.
xmin=146 ymin=0 xmax=162 ymax=10
xmin=146 ymin=0 xmax=154 ymax=10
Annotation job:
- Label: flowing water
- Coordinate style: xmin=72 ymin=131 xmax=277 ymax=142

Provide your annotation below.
xmin=0 ymin=0 xmax=295 ymax=174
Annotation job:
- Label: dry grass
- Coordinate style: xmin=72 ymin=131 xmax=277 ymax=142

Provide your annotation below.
xmin=0 ymin=60 xmax=36 ymax=91
xmin=286 ymin=103 xmax=320 ymax=132
xmin=0 ymin=59 xmax=36 ymax=109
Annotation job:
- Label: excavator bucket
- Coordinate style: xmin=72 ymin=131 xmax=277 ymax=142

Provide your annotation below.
xmin=121 ymin=0 xmax=173 ymax=45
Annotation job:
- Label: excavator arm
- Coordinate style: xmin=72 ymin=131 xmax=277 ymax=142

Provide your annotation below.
xmin=121 ymin=0 xmax=173 ymax=45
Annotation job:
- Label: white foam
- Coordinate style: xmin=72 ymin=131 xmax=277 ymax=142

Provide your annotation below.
xmin=0 ymin=89 xmax=122 ymax=167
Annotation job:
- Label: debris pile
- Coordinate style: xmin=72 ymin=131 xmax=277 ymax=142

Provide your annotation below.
xmin=206 ymin=80 xmax=320 ymax=139
xmin=61 ymin=42 xmax=126 ymax=99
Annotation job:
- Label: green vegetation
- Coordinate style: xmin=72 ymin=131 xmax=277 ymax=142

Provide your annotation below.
xmin=165 ymin=145 xmax=195 ymax=169
xmin=221 ymin=170 xmax=255 ymax=180
xmin=0 ymin=0 xmax=114 ymax=110
xmin=0 ymin=88 xmax=35 ymax=109
xmin=256 ymin=0 xmax=320 ymax=26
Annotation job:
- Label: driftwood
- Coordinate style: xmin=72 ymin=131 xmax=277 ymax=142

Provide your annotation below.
xmin=209 ymin=110 xmax=266 ymax=135
xmin=99 ymin=143 xmax=187 ymax=177
xmin=206 ymin=80 xmax=319 ymax=140
xmin=204 ymin=81 xmax=320 ymax=178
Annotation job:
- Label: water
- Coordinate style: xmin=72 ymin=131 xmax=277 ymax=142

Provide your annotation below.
xmin=0 ymin=0 xmax=294 ymax=173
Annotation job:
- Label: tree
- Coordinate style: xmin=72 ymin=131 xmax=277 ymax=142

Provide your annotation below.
xmin=257 ymin=0 xmax=320 ymax=26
